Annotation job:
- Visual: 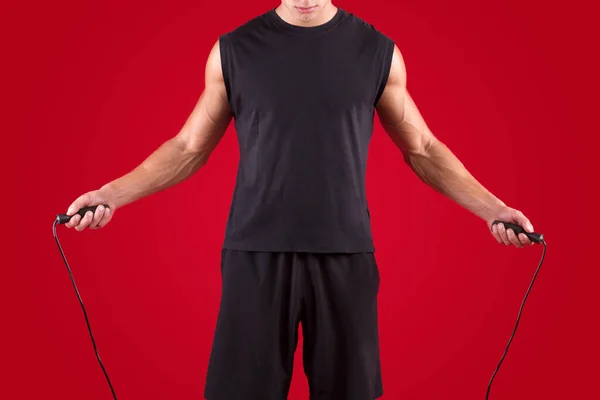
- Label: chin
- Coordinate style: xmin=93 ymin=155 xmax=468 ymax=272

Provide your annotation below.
xmin=297 ymin=14 xmax=313 ymax=21
xmin=296 ymin=10 xmax=318 ymax=21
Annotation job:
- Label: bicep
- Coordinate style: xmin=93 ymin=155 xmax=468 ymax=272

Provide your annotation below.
xmin=376 ymin=45 xmax=435 ymax=156
xmin=176 ymin=40 xmax=233 ymax=154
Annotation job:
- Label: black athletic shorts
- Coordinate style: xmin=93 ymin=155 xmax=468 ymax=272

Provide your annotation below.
xmin=204 ymin=249 xmax=383 ymax=400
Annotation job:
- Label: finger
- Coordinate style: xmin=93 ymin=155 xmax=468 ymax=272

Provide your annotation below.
xmin=76 ymin=211 xmax=94 ymax=231
xmin=497 ymin=223 xmax=511 ymax=245
xmin=507 ymin=229 xmax=523 ymax=248
xmin=66 ymin=214 xmax=81 ymax=228
xmin=518 ymin=233 xmax=533 ymax=247
xmin=96 ymin=207 xmax=112 ymax=228
xmin=89 ymin=205 xmax=105 ymax=229
xmin=491 ymin=224 xmax=503 ymax=244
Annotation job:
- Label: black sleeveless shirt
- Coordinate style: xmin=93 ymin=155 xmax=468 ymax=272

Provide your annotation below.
xmin=219 ymin=7 xmax=394 ymax=253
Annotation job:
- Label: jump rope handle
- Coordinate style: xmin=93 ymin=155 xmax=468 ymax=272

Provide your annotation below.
xmin=55 ymin=204 xmax=110 ymax=225
xmin=491 ymin=220 xmax=544 ymax=244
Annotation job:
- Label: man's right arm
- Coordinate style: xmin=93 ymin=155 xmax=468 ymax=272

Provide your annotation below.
xmin=66 ymin=40 xmax=232 ymax=230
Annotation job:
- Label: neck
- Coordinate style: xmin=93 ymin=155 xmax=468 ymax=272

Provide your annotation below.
xmin=276 ymin=2 xmax=338 ymax=28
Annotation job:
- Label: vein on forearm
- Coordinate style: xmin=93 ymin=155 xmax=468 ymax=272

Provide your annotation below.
xmin=102 ymin=92 xmax=228 ymax=208
xmin=376 ymin=45 xmax=504 ymax=222
xmin=398 ymin=126 xmax=503 ymax=221
xmin=102 ymin=137 xmax=209 ymax=208
xmin=385 ymin=115 xmax=503 ymax=219
xmin=140 ymin=137 xmax=208 ymax=192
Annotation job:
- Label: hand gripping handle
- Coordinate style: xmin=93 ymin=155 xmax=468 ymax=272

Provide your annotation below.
xmin=56 ymin=204 xmax=110 ymax=225
xmin=491 ymin=220 xmax=544 ymax=244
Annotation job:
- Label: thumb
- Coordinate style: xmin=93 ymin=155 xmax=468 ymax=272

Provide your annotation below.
xmin=67 ymin=193 xmax=94 ymax=216
xmin=514 ymin=211 xmax=534 ymax=233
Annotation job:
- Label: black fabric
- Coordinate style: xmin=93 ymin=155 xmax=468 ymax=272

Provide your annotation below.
xmin=219 ymin=7 xmax=395 ymax=253
xmin=204 ymin=249 xmax=383 ymax=400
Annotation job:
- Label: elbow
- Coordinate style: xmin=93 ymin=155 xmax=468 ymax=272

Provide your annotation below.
xmin=402 ymin=132 xmax=438 ymax=163
xmin=421 ymin=134 xmax=438 ymax=157
xmin=173 ymin=135 xmax=212 ymax=168
xmin=187 ymin=144 xmax=212 ymax=170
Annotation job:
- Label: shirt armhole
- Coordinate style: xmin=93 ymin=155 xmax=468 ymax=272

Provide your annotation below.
xmin=219 ymin=33 xmax=235 ymax=116
xmin=374 ymin=37 xmax=395 ymax=107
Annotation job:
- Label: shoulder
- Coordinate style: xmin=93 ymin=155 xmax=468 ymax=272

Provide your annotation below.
xmin=220 ymin=10 xmax=272 ymax=43
xmin=387 ymin=45 xmax=406 ymax=86
xmin=341 ymin=9 xmax=394 ymax=44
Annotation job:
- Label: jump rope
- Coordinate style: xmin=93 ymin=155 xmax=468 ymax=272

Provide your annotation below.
xmin=54 ymin=204 xmax=546 ymax=399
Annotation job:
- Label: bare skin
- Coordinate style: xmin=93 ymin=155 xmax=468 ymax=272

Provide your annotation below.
xmin=64 ymin=40 xmax=232 ymax=230
xmin=66 ymin=0 xmax=535 ymax=248
xmin=276 ymin=0 xmax=336 ymax=26
xmin=376 ymin=46 xmax=535 ymax=247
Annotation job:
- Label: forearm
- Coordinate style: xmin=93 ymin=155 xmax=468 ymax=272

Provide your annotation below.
xmin=99 ymin=137 xmax=208 ymax=208
xmin=405 ymin=137 xmax=505 ymax=222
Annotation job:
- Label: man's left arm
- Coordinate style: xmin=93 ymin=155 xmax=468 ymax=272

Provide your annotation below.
xmin=375 ymin=45 xmax=535 ymax=248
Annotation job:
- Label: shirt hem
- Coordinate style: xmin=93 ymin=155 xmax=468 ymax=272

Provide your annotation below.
xmin=221 ymin=240 xmax=376 ymax=254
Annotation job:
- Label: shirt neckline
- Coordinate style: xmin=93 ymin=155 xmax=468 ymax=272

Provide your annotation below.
xmin=267 ymin=7 xmax=347 ymax=35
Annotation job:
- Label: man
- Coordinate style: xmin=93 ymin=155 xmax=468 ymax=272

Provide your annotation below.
xmin=65 ymin=1 xmax=536 ymax=399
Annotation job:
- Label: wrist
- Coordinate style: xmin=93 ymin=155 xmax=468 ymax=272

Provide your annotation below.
xmin=98 ymin=182 xmax=121 ymax=209
xmin=479 ymin=198 xmax=506 ymax=225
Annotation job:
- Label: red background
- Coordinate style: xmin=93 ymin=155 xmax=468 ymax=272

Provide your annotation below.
xmin=3 ymin=0 xmax=599 ymax=399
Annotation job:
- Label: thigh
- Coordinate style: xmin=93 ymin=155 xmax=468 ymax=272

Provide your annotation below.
xmin=301 ymin=252 xmax=383 ymax=400
xmin=204 ymin=249 xmax=302 ymax=400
